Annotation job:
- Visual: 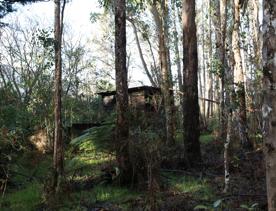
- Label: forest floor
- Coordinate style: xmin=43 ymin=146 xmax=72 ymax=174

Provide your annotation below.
xmin=0 ymin=133 xmax=267 ymax=211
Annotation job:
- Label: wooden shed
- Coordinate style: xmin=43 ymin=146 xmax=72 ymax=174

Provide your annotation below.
xmin=97 ymin=86 xmax=163 ymax=113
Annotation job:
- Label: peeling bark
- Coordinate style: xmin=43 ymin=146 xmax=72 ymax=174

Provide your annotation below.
xmin=263 ymin=1 xmax=276 ymax=210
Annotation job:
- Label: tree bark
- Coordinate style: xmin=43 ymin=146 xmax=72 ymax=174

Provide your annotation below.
xmin=201 ymin=13 xmax=207 ymax=122
xmin=53 ymin=0 xmax=64 ymax=191
xmin=263 ymin=1 xmax=276 ymax=210
xmin=232 ymin=0 xmax=252 ymax=150
xmin=115 ymin=0 xmax=131 ymax=185
xmin=214 ymin=0 xmax=228 ymax=139
xmin=151 ymin=0 xmax=175 ymax=145
xmin=172 ymin=2 xmax=182 ymax=92
xmin=206 ymin=0 xmax=214 ymax=119
xmin=182 ymin=0 xmax=201 ymax=165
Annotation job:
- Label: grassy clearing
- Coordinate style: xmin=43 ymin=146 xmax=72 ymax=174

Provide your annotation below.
xmin=0 ymin=151 xmax=50 ymax=211
xmin=166 ymin=173 xmax=215 ymax=201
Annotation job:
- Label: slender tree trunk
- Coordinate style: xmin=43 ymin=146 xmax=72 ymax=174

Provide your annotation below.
xmin=161 ymin=0 xmax=175 ymax=145
xmin=115 ymin=0 xmax=131 ymax=185
xmin=263 ymin=1 xmax=276 ymax=210
xmin=146 ymin=36 xmax=161 ymax=87
xmin=172 ymin=0 xmax=184 ymax=132
xmin=53 ymin=0 xmax=64 ymax=191
xmin=250 ymin=0 xmax=261 ymax=71
xmin=151 ymin=0 xmax=175 ymax=145
xmin=232 ymin=0 xmax=252 ymax=150
xmin=207 ymin=73 xmax=213 ymax=118
xmin=224 ymin=101 xmax=232 ymax=193
xmin=182 ymin=0 xmax=201 ymax=165
xmin=128 ymin=19 xmax=157 ymax=87
xmin=214 ymin=0 xmax=228 ymax=139
xmin=201 ymin=18 xmax=207 ymax=121
xmin=172 ymin=2 xmax=182 ymax=92
xmin=198 ymin=65 xmax=205 ymax=127
xmin=207 ymin=0 xmax=214 ymax=118
xmin=223 ymin=8 xmax=236 ymax=193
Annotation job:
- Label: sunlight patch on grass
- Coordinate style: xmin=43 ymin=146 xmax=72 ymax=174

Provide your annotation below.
xmin=65 ymin=145 xmax=115 ymax=176
xmin=168 ymin=174 xmax=214 ymax=200
xmin=93 ymin=185 xmax=139 ymax=202
xmin=61 ymin=185 xmax=140 ymax=210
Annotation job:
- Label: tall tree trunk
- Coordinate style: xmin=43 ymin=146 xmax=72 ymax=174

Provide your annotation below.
xmin=263 ymin=1 xmax=276 ymax=210
xmin=250 ymin=0 xmax=261 ymax=71
xmin=53 ymin=0 xmax=64 ymax=191
xmin=161 ymin=0 xmax=175 ymax=145
xmin=182 ymin=0 xmax=201 ymax=165
xmin=214 ymin=0 xmax=228 ymax=139
xmin=172 ymin=2 xmax=182 ymax=92
xmin=151 ymin=0 xmax=175 ymax=145
xmin=207 ymin=0 xmax=214 ymax=119
xmin=115 ymin=0 xmax=131 ymax=184
xmin=201 ymin=16 xmax=207 ymax=121
xmin=232 ymin=0 xmax=252 ymax=150
xmin=223 ymin=9 xmax=236 ymax=193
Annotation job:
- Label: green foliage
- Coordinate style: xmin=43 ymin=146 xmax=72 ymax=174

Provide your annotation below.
xmin=35 ymin=28 xmax=55 ymax=50
xmin=96 ymin=79 xmax=115 ymax=92
xmin=63 ymin=96 xmax=102 ymax=126
xmin=65 ymin=148 xmax=111 ymax=178
xmin=240 ymin=203 xmax=259 ymax=211
xmin=90 ymin=12 xmax=102 ymax=23
xmin=98 ymin=0 xmax=146 ymax=16
xmin=70 ymin=115 xmax=116 ymax=153
xmin=0 ymin=86 xmax=28 ymax=129
xmin=200 ymin=134 xmax=214 ymax=144
xmin=89 ymin=185 xmax=139 ymax=203
xmin=207 ymin=117 xmax=220 ymax=132
xmin=210 ymin=58 xmax=223 ymax=78
xmin=0 ymin=182 xmax=42 ymax=211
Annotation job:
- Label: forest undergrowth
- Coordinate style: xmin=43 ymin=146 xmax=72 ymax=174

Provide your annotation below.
xmin=0 ymin=129 xmax=267 ymax=211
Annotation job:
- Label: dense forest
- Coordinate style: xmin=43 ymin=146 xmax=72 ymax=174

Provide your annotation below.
xmin=0 ymin=0 xmax=275 ymax=210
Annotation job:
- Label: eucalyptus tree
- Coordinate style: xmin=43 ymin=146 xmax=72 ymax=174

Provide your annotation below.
xmin=212 ymin=0 xmax=228 ymax=138
xmin=232 ymin=0 xmax=252 ymax=150
xmin=150 ymin=0 xmax=175 ymax=145
xmin=114 ymin=0 xmax=132 ymax=184
xmin=182 ymin=0 xmax=201 ymax=165
xmin=53 ymin=0 xmax=66 ymax=191
xmin=262 ymin=1 xmax=276 ymax=210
